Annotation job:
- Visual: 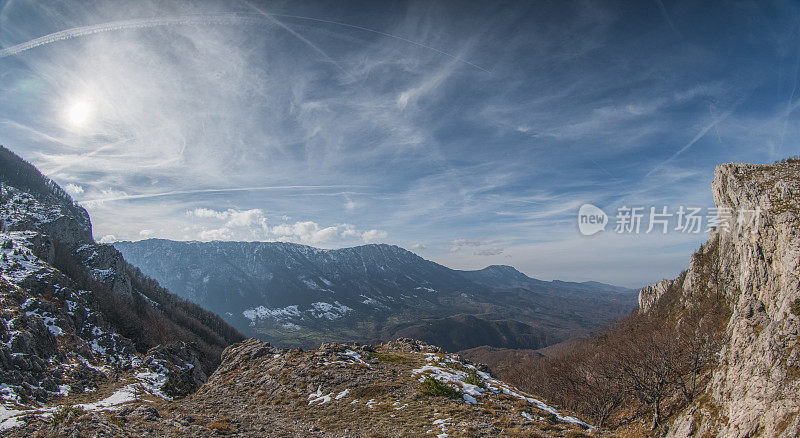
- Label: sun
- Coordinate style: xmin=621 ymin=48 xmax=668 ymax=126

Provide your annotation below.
xmin=67 ymin=100 xmax=93 ymax=127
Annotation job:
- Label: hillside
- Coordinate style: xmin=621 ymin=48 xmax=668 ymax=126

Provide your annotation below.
xmin=113 ymin=239 xmax=638 ymax=351
xmin=6 ymin=338 xmax=597 ymax=436
xmin=0 ymin=146 xmax=243 ymax=428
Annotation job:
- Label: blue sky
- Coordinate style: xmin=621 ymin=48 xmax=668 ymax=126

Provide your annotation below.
xmin=1 ymin=0 xmax=798 ymax=288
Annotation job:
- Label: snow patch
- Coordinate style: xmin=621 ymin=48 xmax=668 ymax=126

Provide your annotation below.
xmin=309 ymin=301 xmax=352 ymax=320
xmin=413 ymin=354 xmax=593 ymax=428
xmin=242 ymin=305 xmax=300 ymax=324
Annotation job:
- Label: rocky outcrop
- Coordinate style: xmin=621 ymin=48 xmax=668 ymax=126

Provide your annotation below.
xmin=640 ymin=161 xmax=800 ymax=437
xmin=638 ymin=277 xmax=680 ymax=312
xmin=142 ymin=343 xmax=209 ymax=398
xmin=0 ymin=236 xmax=138 ymax=406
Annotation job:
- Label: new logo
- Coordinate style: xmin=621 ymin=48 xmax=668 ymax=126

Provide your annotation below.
xmin=578 ymin=204 xmax=608 ymax=236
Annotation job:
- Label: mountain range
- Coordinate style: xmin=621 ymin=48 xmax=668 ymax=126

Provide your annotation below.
xmin=0 ymin=145 xmax=598 ymax=435
xmin=113 ymin=239 xmax=638 ymax=351
xmin=3 ymin=142 xmax=798 ymax=436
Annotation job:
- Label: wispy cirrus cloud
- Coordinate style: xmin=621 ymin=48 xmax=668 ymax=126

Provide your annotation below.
xmin=1 ymin=0 xmax=798 ymax=287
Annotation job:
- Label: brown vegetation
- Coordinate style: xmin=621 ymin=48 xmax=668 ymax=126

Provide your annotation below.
xmin=498 ymin=289 xmax=729 ymax=431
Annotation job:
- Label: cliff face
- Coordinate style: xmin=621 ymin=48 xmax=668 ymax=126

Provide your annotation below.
xmin=0 ymin=146 xmax=243 ymax=430
xmin=640 ymin=161 xmax=800 ymax=437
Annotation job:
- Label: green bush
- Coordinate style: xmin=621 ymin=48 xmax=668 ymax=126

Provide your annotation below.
xmin=419 ymin=376 xmax=461 ymax=398
xmin=52 ymin=405 xmax=87 ymax=425
xmin=464 ymin=369 xmax=485 ymax=389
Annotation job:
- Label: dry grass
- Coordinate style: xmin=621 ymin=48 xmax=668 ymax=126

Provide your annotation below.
xmin=208 ymin=420 xmax=230 ymax=432
xmin=350 ymin=382 xmax=401 ymax=399
xmin=369 ymin=352 xmax=412 ymax=364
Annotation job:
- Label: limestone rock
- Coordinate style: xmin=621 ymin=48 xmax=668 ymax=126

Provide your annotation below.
xmin=640 ymin=161 xmax=800 ymax=437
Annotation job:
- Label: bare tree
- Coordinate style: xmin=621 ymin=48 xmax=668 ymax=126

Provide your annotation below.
xmin=499 ymin=288 xmax=729 ymax=432
xmin=609 ymin=317 xmax=682 ymax=429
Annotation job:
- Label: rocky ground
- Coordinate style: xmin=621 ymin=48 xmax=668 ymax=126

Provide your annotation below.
xmin=6 ymin=338 xmax=598 ymax=437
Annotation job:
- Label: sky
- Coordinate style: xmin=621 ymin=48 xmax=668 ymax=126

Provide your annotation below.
xmin=0 ymin=0 xmax=799 ymax=288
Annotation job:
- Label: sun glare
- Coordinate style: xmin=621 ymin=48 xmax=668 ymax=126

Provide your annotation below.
xmin=67 ymin=100 xmax=92 ymax=127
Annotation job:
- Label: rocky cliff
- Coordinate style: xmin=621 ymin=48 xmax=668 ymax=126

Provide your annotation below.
xmin=640 ymin=160 xmax=800 ymax=437
xmin=0 ymin=146 xmax=243 ymax=431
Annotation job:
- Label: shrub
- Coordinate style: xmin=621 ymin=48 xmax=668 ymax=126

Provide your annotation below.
xmin=464 ymin=369 xmax=485 ymax=389
xmin=419 ymin=377 xmax=461 ymax=398
xmin=791 ymin=298 xmax=800 ymax=317
xmin=52 ymin=405 xmax=87 ymax=425
xmin=108 ymin=415 xmax=126 ymax=427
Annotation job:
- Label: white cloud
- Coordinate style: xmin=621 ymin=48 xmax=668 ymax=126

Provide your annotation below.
xmin=98 ymin=234 xmax=116 ymax=243
xmin=340 ymin=225 xmax=360 ymax=238
xmin=269 ymin=220 xmax=386 ymax=245
xmin=189 ymin=207 xmax=228 ymax=219
xmin=274 ymin=221 xmax=340 ymax=245
xmin=185 ymin=208 xmax=384 ymax=245
xmin=450 ymin=238 xmax=487 ymax=252
xmin=226 ymin=209 xmax=269 ymax=228
xmin=361 ymin=229 xmax=388 ymax=242
xmin=4 ymin=0 xmax=764 ymax=288
xmin=188 ymin=208 xmax=269 ymax=241
xmin=411 ymin=243 xmax=427 ymax=251
xmin=474 ymin=248 xmax=504 ymax=256
xmin=199 ymin=227 xmax=235 ymax=241
xmin=139 ymin=229 xmax=153 ymax=237
xmin=64 ymin=183 xmax=84 ymax=195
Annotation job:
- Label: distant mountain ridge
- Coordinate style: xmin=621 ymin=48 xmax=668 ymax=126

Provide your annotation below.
xmin=458 ymin=264 xmax=635 ymax=294
xmin=114 ymin=238 xmax=638 ymax=351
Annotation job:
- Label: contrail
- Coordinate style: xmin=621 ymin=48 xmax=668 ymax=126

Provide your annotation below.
xmin=0 ymin=119 xmax=77 ymax=148
xmin=645 ymin=101 xmax=740 ymax=178
xmin=0 ymin=14 xmax=259 ymax=59
xmin=44 ymin=137 xmax=135 ymax=174
xmin=239 ymin=1 xmax=352 ymax=78
xmin=0 ymin=12 xmax=489 ymax=73
xmin=271 ymin=13 xmax=491 ymax=73
xmin=778 ymin=37 xmax=800 ymax=150
xmin=80 ymin=185 xmax=368 ymax=203
xmin=653 ymin=0 xmax=682 ymax=39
